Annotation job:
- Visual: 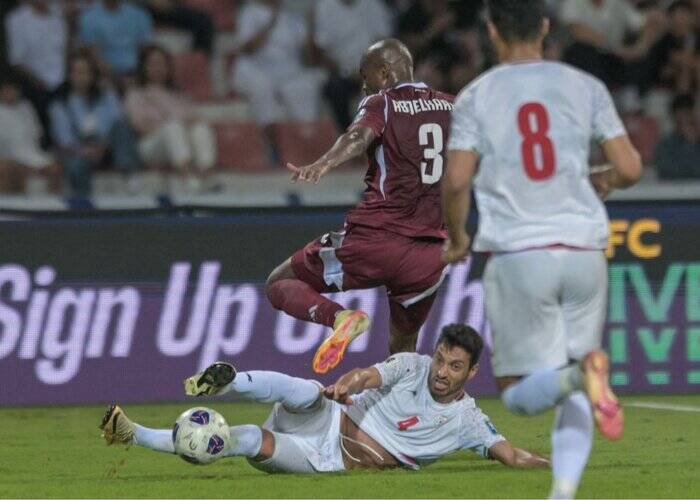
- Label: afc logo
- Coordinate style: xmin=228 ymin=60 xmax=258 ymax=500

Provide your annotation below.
xmin=606 ymin=218 xmax=661 ymax=259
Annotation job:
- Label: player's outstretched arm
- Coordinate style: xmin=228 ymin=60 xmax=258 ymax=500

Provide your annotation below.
xmin=323 ymin=366 xmax=382 ymax=405
xmin=286 ymin=125 xmax=375 ymax=184
xmin=488 ymin=441 xmax=550 ymax=469
xmin=441 ymin=149 xmax=478 ymax=263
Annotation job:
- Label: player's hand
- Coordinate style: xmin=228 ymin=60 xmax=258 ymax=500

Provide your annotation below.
xmin=287 ymin=162 xmax=331 ymax=184
xmin=442 ymin=233 xmax=471 ymax=264
xmin=589 ymin=165 xmax=617 ymax=200
xmin=322 ymin=384 xmax=354 ymax=405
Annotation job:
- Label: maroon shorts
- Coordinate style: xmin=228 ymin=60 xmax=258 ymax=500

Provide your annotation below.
xmin=290 ymin=224 xmax=447 ymax=333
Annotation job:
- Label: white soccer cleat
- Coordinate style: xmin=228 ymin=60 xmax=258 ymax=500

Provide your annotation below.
xmin=184 ymin=362 xmax=237 ymax=397
xmin=100 ymin=404 xmax=135 ymax=445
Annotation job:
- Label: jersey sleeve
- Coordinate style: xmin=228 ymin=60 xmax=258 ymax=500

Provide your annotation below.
xmin=373 ymin=352 xmax=421 ymax=389
xmin=591 ymin=79 xmax=626 ymax=143
xmin=459 ymin=408 xmax=506 ymax=459
xmin=447 ymin=85 xmax=483 ymax=155
xmin=348 ymin=94 xmax=386 ymax=137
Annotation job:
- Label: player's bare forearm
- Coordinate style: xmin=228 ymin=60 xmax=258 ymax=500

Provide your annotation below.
xmin=287 ymin=126 xmax=375 ymax=184
xmin=323 ymin=367 xmax=381 ymax=404
xmin=318 ymin=127 xmax=374 ymax=170
xmin=441 ymin=150 xmax=477 ymax=262
xmin=601 ymin=136 xmax=643 ymax=188
xmin=442 ymin=182 xmax=470 ymax=243
xmin=488 ymin=441 xmax=550 ymax=469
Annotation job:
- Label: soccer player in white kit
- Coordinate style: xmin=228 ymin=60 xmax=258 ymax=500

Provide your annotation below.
xmin=441 ymin=1 xmax=643 ymax=498
xmin=100 ymin=324 xmax=548 ymax=473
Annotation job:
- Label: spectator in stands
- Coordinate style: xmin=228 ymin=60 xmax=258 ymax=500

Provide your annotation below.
xmin=397 ymin=0 xmax=485 ymax=94
xmin=126 ymin=45 xmax=216 ymax=189
xmin=78 ymin=0 xmax=153 ymax=80
xmin=231 ymin=0 xmax=326 ymax=134
xmin=4 ymin=0 xmax=68 ymax=144
xmin=137 ymin=0 xmax=215 ymax=55
xmin=311 ymin=0 xmax=393 ymax=128
xmin=0 ymin=74 xmax=53 ymax=170
xmin=49 ymin=49 xmax=140 ymax=197
xmin=648 ymin=1 xmax=698 ymax=94
xmin=561 ymin=0 xmax=666 ymax=88
xmin=654 ymin=94 xmax=700 ymax=179
xmin=644 ymin=0 xmax=699 ymax=133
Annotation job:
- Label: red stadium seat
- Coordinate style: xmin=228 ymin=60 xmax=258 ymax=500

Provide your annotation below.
xmin=622 ymin=114 xmax=660 ymax=166
xmin=215 ymin=122 xmax=269 ymax=171
xmin=184 ymin=0 xmax=236 ymax=31
xmin=274 ymin=120 xmax=340 ymax=167
xmin=173 ymin=51 xmax=212 ymax=101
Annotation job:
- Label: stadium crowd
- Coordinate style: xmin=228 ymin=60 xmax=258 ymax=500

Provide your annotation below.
xmin=0 ymin=0 xmax=699 ymax=201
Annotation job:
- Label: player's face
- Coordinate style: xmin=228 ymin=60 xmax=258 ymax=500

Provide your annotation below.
xmin=429 ymin=344 xmax=478 ymax=402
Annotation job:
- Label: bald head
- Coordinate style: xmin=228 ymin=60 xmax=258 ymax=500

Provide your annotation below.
xmin=359 ymin=39 xmax=414 ymax=94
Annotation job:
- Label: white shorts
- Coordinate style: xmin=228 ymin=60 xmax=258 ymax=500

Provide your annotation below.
xmin=484 ymin=249 xmax=607 ymax=377
xmin=248 ymin=397 xmax=345 ymax=474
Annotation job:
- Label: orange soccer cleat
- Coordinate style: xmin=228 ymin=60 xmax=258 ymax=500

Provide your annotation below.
xmin=312 ymin=310 xmax=371 ymax=374
xmin=582 ymin=349 xmax=624 ymax=440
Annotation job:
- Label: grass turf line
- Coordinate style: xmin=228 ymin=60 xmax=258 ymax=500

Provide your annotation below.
xmin=0 ymin=394 xmax=698 ymax=498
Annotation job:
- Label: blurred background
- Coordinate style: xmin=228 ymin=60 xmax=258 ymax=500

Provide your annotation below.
xmin=0 ymin=0 xmax=699 ymax=209
xmin=0 ymin=1 xmax=698 ymax=406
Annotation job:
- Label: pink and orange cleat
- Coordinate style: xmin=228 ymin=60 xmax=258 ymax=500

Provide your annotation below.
xmin=582 ymin=349 xmax=624 ymax=440
xmin=312 ymin=310 xmax=371 ymax=374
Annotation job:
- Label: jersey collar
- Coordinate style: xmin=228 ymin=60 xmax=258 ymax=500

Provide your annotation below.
xmin=393 ymin=81 xmax=428 ymax=90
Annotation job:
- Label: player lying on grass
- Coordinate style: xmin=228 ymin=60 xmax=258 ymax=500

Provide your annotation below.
xmin=266 ymin=38 xmax=455 ymax=374
xmin=101 ymin=324 xmax=548 ymax=473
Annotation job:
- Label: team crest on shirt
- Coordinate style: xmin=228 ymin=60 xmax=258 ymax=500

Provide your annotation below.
xmin=434 ymin=415 xmax=449 ymax=427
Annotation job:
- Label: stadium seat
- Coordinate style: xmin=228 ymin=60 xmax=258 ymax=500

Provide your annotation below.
xmin=215 ymin=122 xmax=269 ymax=171
xmin=622 ymin=114 xmax=660 ymax=166
xmin=184 ymin=0 xmax=236 ymax=31
xmin=173 ymin=51 xmax=213 ymax=101
xmin=274 ymin=120 xmax=340 ymax=167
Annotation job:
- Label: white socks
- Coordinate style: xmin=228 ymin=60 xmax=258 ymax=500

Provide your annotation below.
xmin=501 ymin=365 xmax=584 ymax=415
xmin=220 ymin=370 xmax=322 ymax=411
xmin=133 ymin=424 xmax=175 ymax=453
xmin=134 ymin=423 xmax=263 ymax=458
xmin=224 ymin=425 xmax=263 ymax=458
xmin=549 ymin=392 xmax=593 ymax=499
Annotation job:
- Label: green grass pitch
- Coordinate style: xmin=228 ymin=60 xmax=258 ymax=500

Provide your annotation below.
xmin=1 ymin=394 xmax=699 ymax=498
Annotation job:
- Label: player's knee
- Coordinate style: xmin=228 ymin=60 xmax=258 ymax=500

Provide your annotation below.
xmin=501 ymin=384 xmax=531 ymax=416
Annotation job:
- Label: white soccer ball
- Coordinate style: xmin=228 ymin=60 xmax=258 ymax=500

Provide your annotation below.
xmin=172 ymin=407 xmax=231 ymax=465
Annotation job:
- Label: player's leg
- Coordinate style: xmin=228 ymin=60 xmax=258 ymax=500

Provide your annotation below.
xmin=99 ymin=404 xmax=274 ymax=461
xmin=265 ymin=256 xmax=344 ymax=329
xmin=386 ymin=236 xmax=446 ymax=353
xmin=185 ymin=362 xmax=323 ymax=412
xmin=266 ymin=230 xmax=374 ymax=373
xmin=486 ymin=251 xmax=580 ymax=416
xmin=387 ymin=294 xmax=437 ymax=353
xmin=547 ymin=251 xmax=620 ymax=498
xmin=562 ymin=250 xmax=622 ymax=439
xmin=247 ymin=395 xmax=344 ymax=473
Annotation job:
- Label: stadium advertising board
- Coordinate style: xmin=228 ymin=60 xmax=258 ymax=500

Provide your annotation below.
xmin=0 ymin=202 xmax=698 ymax=405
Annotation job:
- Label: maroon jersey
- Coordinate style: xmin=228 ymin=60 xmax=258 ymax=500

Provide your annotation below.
xmin=345 ymin=82 xmax=454 ymax=239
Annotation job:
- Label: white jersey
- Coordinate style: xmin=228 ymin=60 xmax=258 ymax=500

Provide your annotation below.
xmin=448 ymin=60 xmax=627 ymax=253
xmin=344 ymin=353 xmax=504 ymax=469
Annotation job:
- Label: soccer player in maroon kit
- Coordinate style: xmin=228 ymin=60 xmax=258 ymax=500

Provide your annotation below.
xmin=267 ymin=39 xmax=455 ymax=374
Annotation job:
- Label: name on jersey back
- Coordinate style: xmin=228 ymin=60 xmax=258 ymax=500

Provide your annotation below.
xmin=392 ymin=98 xmax=454 ymax=115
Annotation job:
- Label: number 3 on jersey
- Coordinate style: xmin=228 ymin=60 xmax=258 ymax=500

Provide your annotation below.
xmin=419 ymin=123 xmax=444 ymax=184
xmin=517 ymin=102 xmax=556 ymax=181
